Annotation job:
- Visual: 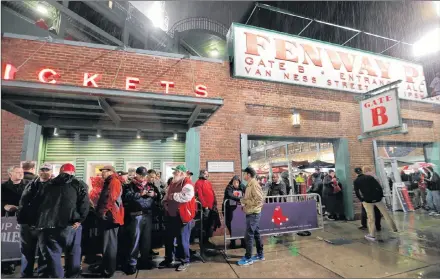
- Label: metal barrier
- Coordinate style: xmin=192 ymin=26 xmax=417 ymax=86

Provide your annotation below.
xmin=190 ymin=200 xmax=206 ymax=263
xmin=223 ymin=193 xmax=324 ymax=258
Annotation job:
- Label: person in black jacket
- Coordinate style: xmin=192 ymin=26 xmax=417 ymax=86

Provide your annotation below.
xmin=17 ymin=163 xmax=53 ymax=278
xmin=37 ymin=163 xmax=90 ymax=278
xmin=267 ymin=173 xmax=287 ymax=203
xmin=323 ymin=170 xmax=344 ymax=221
xmin=122 ymin=167 xmax=159 ymax=275
xmin=222 ymin=175 xmax=246 ymax=249
xmin=1 ymin=165 xmax=27 ymax=275
xmin=353 ymin=167 xmax=398 ymax=242
xmin=22 ymin=161 xmax=37 ymax=181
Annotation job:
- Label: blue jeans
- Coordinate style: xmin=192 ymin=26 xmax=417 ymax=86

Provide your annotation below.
xmin=245 ymin=213 xmax=263 ymax=259
xmin=126 ymin=214 xmax=152 ymax=267
xmin=426 ymin=189 xmax=434 ymax=211
xmin=431 ymin=190 xmax=440 ymax=213
xmin=39 ymin=226 xmax=82 ymax=278
xmin=164 ymin=216 xmax=193 ymax=263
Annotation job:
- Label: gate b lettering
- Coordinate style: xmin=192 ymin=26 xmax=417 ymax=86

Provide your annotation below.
xmin=371 ymin=106 xmax=388 ymax=127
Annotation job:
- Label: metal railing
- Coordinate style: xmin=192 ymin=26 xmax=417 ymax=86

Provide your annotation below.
xmin=223 ymin=193 xmax=324 ymax=258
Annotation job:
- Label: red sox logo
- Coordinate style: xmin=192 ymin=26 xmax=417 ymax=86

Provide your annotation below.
xmin=271 ymin=206 xmax=288 ymax=226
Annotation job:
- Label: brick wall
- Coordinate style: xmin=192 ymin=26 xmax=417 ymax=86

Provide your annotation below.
xmin=2 ymin=37 xmax=440 ymax=225
xmin=1 ymin=110 xmax=26 ymax=182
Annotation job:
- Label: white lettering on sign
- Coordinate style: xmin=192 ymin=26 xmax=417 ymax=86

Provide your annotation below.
xmin=229 ymin=23 xmax=435 ymax=103
xmin=360 ymin=89 xmax=401 ymax=133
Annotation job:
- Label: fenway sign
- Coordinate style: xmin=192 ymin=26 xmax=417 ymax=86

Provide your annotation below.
xmin=360 ymin=89 xmax=401 ymax=134
xmin=2 ymin=64 xmax=208 ymax=97
xmin=228 ymin=23 xmax=431 ymax=102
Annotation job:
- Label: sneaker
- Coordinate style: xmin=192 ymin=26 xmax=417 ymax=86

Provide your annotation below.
xmin=237 ymin=256 xmax=254 ymax=266
xmin=88 ymin=264 xmax=103 ymax=273
xmin=123 ymin=265 xmax=137 ymax=275
xmin=429 ymin=212 xmax=436 ymax=216
xmin=364 ymin=234 xmax=376 ymax=242
xmin=251 ymin=254 xmax=265 ymax=262
xmin=358 ymin=226 xmax=367 ymax=230
xmin=326 ymin=216 xmax=336 ymax=221
xmin=158 ymin=260 xmax=176 ymax=269
xmin=176 ymin=263 xmax=190 ymax=272
xmin=435 ymin=213 xmax=440 ymax=217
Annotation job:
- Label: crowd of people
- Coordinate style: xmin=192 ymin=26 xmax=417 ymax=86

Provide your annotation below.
xmin=1 ymin=162 xmax=223 ymax=277
xmin=2 ymin=160 xmax=440 ymax=275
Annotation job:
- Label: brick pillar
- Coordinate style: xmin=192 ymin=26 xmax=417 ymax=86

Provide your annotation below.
xmin=1 ymin=110 xmax=27 ymax=182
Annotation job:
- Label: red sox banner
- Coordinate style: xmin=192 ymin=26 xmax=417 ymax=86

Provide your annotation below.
xmin=230 ymin=200 xmax=319 ymax=238
xmin=360 ymin=88 xmax=402 ymax=134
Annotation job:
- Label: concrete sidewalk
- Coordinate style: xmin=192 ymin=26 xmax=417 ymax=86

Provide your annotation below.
xmin=4 ymin=211 xmax=440 ymax=278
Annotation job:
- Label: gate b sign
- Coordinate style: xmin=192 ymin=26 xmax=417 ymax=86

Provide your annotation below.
xmin=360 ymin=88 xmax=401 ymax=133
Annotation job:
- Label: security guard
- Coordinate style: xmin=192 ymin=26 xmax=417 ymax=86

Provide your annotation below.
xmin=122 ymin=167 xmax=159 ymax=275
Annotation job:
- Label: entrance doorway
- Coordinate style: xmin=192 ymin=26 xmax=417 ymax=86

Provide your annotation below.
xmin=241 ymin=134 xmax=354 ymax=220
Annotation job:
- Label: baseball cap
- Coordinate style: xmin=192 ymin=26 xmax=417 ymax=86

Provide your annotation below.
xmin=172 ymin=165 xmax=187 ymax=172
xmin=354 ymin=167 xmax=363 ymax=174
xmin=242 ymin=166 xmax=256 ymax=177
xmin=136 ymin=167 xmax=148 ymax=176
xmin=40 ymin=163 xmax=53 ymax=171
xmin=117 ymin=170 xmax=128 ymax=176
xmin=61 ymin=163 xmax=75 ymax=172
xmin=99 ymin=165 xmax=116 ymax=172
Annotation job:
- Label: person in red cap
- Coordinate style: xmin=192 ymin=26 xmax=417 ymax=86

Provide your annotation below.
xmin=89 ymin=165 xmax=124 ymax=278
xmin=34 ymin=162 xmax=90 ymax=278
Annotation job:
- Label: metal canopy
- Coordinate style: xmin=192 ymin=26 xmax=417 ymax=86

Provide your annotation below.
xmin=1 ymin=80 xmax=223 ymax=140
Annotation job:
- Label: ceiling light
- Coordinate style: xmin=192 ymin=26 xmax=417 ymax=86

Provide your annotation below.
xmin=53 ymin=127 xmax=59 ymax=136
xmin=413 ymin=27 xmax=440 ymax=57
xmin=136 ymin=130 xmax=141 ymax=139
xmin=210 ymin=48 xmax=219 ymax=57
xmin=173 ymin=133 xmax=178 ymax=140
xmin=96 ymin=129 xmax=102 ymax=138
xmin=36 ymin=4 xmax=48 ymax=15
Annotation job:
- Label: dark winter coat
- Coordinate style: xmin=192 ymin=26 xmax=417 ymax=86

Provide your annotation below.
xmin=322 ymin=175 xmax=344 ymax=215
xmin=354 ymin=174 xmax=384 ymax=203
xmin=1 ymin=179 xmax=28 ymax=217
xmin=122 ymin=180 xmax=160 ymax=214
xmin=23 ymin=172 xmax=37 ymax=181
xmin=426 ymin=171 xmax=440 ymax=191
xmin=222 ymin=176 xmax=246 ymax=215
xmin=17 ymin=177 xmax=51 ymax=225
xmin=36 ymin=173 xmax=90 ymax=229
xmin=309 ymin=173 xmax=324 ymax=195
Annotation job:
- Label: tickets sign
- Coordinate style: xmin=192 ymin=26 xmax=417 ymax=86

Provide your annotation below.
xmin=360 ymin=88 xmax=402 ymax=133
xmin=228 ymin=23 xmax=432 ymax=102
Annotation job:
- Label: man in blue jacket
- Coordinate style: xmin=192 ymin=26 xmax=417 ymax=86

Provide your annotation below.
xmin=122 ymin=167 xmax=160 ymax=275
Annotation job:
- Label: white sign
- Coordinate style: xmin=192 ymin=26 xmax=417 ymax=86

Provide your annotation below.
xmin=228 ymin=23 xmax=435 ymax=103
xmin=360 ymin=89 xmax=401 ymax=133
xmin=207 ymin=161 xmax=235 ymax=173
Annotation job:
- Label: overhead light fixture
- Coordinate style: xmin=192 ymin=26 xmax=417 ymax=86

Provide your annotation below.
xmin=36 ymin=4 xmax=48 ymax=15
xmin=96 ymin=129 xmax=102 ymax=138
xmin=413 ymin=27 xmax=440 ymax=57
xmin=173 ymin=133 xmax=178 ymax=140
xmin=210 ymin=48 xmax=219 ymax=57
xmin=292 ymin=109 xmax=301 ymax=127
xmin=53 ymin=127 xmax=59 ymax=136
xmin=136 ymin=130 xmax=141 ymax=139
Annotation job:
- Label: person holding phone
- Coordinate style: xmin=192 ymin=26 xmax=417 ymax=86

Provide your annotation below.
xmin=121 ymin=167 xmax=158 ymax=275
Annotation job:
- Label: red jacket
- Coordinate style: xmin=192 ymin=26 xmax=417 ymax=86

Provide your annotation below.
xmin=194 ymin=178 xmax=216 ymax=209
xmin=97 ymin=174 xmax=124 ymax=225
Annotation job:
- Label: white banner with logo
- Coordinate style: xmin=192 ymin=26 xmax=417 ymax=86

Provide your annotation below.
xmin=228 ymin=23 xmax=438 ymax=104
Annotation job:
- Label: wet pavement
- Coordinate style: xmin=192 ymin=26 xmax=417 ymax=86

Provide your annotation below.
xmin=3 ymin=211 xmax=440 ymax=278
